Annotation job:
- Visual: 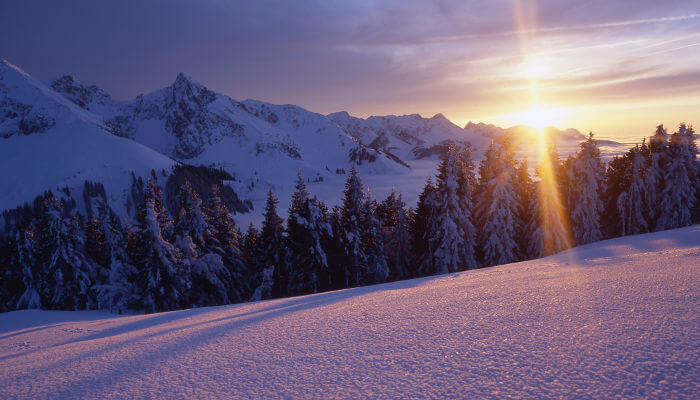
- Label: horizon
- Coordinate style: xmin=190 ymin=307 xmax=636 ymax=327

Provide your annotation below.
xmin=0 ymin=57 xmax=684 ymax=145
xmin=2 ymin=1 xmax=698 ymax=141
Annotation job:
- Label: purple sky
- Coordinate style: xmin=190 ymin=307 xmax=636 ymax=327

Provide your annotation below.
xmin=2 ymin=0 xmax=699 ymax=139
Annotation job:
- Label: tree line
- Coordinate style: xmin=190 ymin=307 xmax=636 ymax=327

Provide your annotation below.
xmin=0 ymin=123 xmax=697 ymax=313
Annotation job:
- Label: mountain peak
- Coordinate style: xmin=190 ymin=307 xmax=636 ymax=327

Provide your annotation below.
xmin=168 ymin=72 xmax=215 ymax=104
xmin=52 ymin=74 xmax=79 ymax=86
xmin=49 ymin=74 xmax=112 ymax=110
xmin=429 ymin=113 xmax=451 ymax=124
xmin=173 ymin=72 xmax=201 ymax=88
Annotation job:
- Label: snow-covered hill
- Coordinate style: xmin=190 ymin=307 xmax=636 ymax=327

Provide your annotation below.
xmin=1 ymin=226 xmax=697 ymax=399
xmin=0 ymin=59 xmax=175 ymax=214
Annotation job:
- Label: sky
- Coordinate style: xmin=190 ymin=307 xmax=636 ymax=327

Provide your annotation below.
xmin=1 ymin=0 xmax=699 ymax=141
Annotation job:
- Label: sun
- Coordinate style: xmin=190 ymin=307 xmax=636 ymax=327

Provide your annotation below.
xmin=504 ymin=106 xmax=568 ymax=130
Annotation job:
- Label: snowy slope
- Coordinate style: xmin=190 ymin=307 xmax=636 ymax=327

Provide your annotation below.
xmin=0 ymin=59 xmax=175 ymax=214
xmin=47 ymin=71 xmax=410 ymax=221
xmin=1 ymin=226 xmax=698 ymax=399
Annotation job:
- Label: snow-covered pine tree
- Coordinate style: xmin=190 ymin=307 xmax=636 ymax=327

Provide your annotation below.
xmin=515 ymin=158 xmax=534 ymax=259
xmin=15 ymin=224 xmax=42 ymax=309
xmin=326 ymin=206 xmax=347 ymax=289
xmin=561 ymin=155 xmax=575 ymax=217
xmin=243 ymin=223 xmax=269 ymax=301
xmin=84 ymin=213 xmax=110 ymax=286
xmin=285 ymin=171 xmax=331 ymax=296
xmin=338 ymin=166 xmax=369 ymax=287
xmin=258 ymin=189 xmax=287 ymax=298
xmin=359 ymin=191 xmax=389 ymax=284
xmin=97 ymin=221 xmax=142 ymax=313
xmin=203 ymin=185 xmax=248 ymax=303
xmin=569 ymin=133 xmax=605 ymax=245
xmin=529 ymin=143 xmax=572 ymax=257
xmin=412 ymin=178 xmax=439 ymax=277
xmin=432 ymin=144 xmax=477 ymax=273
xmin=655 ymin=124 xmax=697 ymax=230
xmin=601 ymin=149 xmax=635 ymax=238
xmin=0 ymin=230 xmax=22 ymax=312
xmin=474 ymin=140 xmax=520 ymax=266
xmin=618 ymin=146 xmax=649 ymax=236
xmin=686 ymin=125 xmax=700 ymax=224
xmin=173 ymin=181 xmax=234 ymax=307
xmin=24 ymin=193 xmax=95 ymax=310
xmin=132 ymin=179 xmax=187 ymax=313
xmin=377 ymin=190 xmax=412 ymax=281
xmin=645 ymin=125 xmax=669 ymax=230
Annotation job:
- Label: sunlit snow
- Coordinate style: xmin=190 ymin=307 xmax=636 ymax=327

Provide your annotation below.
xmin=1 ymin=226 xmax=698 ymax=399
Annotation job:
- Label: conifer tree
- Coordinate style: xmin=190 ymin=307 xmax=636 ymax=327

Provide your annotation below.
xmin=259 ymin=189 xmax=287 ymax=298
xmin=359 ymin=191 xmax=389 ymax=284
xmin=132 ymin=179 xmax=187 ymax=313
xmin=97 ymin=221 xmax=141 ymax=313
xmin=412 ymin=178 xmax=439 ymax=277
xmin=16 ymin=224 xmax=41 ymax=309
xmin=475 ymin=141 xmax=520 ymax=266
xmin=645 ymin=125 xmax=669 ymax=230
xmin=618 ymin=146 xmax=649 ymax=236
xmin=84 ymin=213 xmax=110 ymax=286
xmin=338 ymin=166 xmax=368 ymax=287
xmin=602 ymin=151 xmax=634 ymax=238
xmin=0 ymin=232 xmax=22 ymax=312
xmin=173 ymin=181 xmax=235 ymax=307
xmin=569 ymin=133 xmax=605 ymax=245
xmin=326 ymin=206 xmax=347 ymax=289
xmin=243 ymin=223 xmax=271 ymax=301
xmin=528 ymin=143 xmax=571 ymax=257
xmin=286 ymin=171 xmax=331 ymax=296
xmin=203 ymin=185 xmax=248 ymax=303
xmin=515 ymin=158 xmax=533 ymax=259
xmin=377 ymin=190 xmax=412 ymax=281
xmin=656 ymin=124 xmax=697 ymax=229
xmin=19 ymin=193 xmax=95 ymax=310
xmin=431 ymin=145 xmax=477 ymax=273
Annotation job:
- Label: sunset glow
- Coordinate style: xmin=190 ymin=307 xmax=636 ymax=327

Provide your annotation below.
xmin=497 ymin=106 xmax=570 ymax=130
xmin=2 ymin=1 xmax=697 ymax=140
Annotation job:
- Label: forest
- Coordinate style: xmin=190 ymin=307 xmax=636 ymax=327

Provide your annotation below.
xmin=0 ymin=123 xmax=697 ymax=313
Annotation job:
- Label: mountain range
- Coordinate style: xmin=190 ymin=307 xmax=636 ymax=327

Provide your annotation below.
xmin=0 ymin=59 xmax=600 ymax=222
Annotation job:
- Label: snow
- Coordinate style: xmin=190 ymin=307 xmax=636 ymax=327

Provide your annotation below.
xmin=0 ymin=60 xmax=175 ymax=214
xmin=1 ymin=226 xmax=698 ymax=399
xmin=1 ymin=59 xmax=632 ymax=226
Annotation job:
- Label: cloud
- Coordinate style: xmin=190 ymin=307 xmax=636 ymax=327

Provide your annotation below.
xmin=0 ymin=0 xmax=698 ymax=136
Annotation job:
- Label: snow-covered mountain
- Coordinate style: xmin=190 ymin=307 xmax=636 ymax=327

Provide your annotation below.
xmin=463 ymin=121 xmax=506 ymax=138
xmin=1 ymin=59 xmax=617 ymax=222
xmin=0 ymin=59 xmax=175 ymax=214
xmin=43 ymin=70 xmax=417 ymax=220
xmin=329 ymin=111 xmax=491 ymax=162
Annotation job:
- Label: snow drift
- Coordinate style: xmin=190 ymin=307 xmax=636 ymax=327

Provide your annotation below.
xmin=1 ymin=225 xmax=698 ymax=399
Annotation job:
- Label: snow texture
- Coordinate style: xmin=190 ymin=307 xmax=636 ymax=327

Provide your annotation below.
xmin=1 ymin=226 xmax=698 ymax=399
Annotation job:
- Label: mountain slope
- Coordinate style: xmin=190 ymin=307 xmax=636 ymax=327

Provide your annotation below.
xmin=1 ymin=225 xmax=697 ymax=399
xmin=47 ymin=72 xmax=411 ymax=219
xmin=329 ymin=111 xmax=491 ymax=161
xmin=0 ymin=60 xmax=175 ymax=214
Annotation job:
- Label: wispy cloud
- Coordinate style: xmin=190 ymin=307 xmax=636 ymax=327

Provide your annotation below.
xmin=1 ymin=0 xmax=698 ymax=136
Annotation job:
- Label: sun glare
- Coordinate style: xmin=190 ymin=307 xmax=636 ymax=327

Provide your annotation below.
xmin=518 ymin=57 xmax=551 ymax=79
xmin=503 ymin=106 xmax=568 ymax=130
